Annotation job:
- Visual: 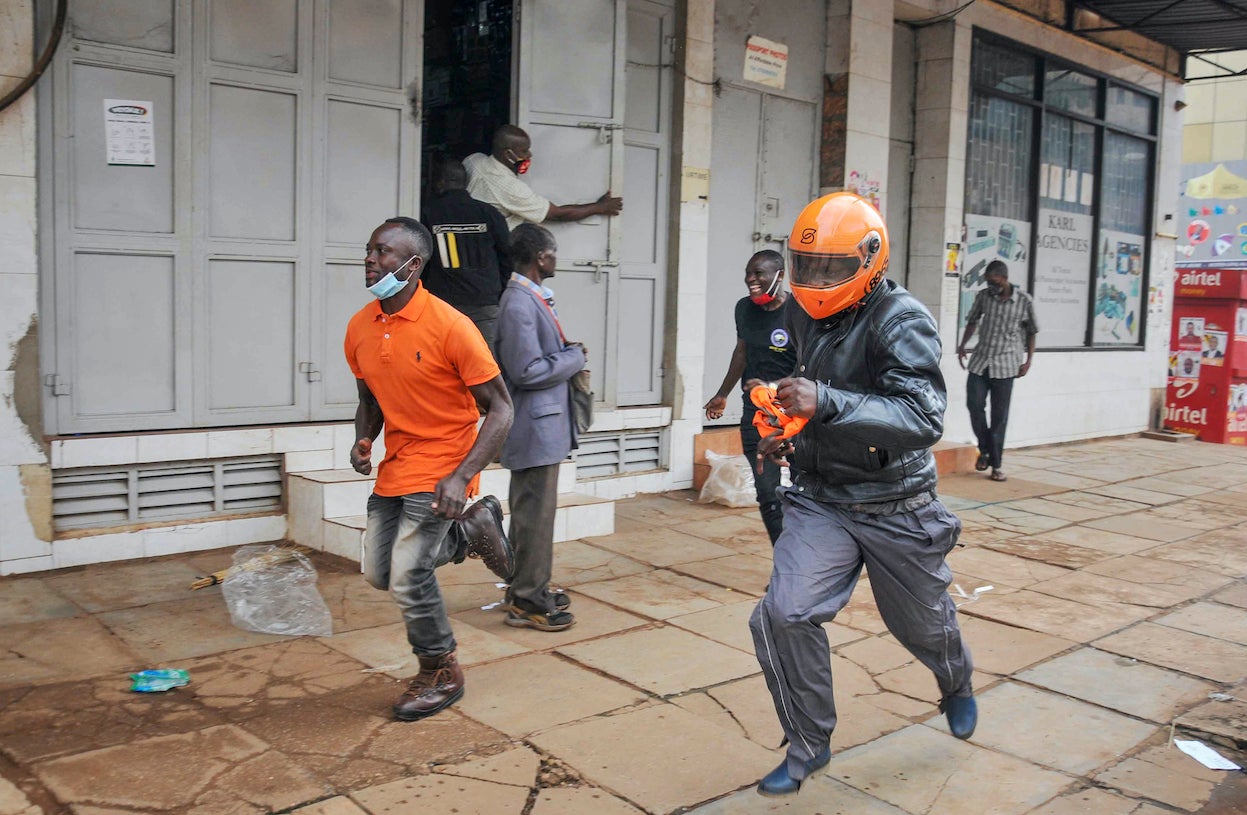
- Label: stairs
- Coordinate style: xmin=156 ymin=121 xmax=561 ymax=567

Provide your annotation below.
xmin=287 ymin=460 xmax=615 ymax=563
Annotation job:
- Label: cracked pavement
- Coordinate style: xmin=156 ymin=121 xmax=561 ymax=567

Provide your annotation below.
xmin=1 ymin=436 xmax=1246 ymax=814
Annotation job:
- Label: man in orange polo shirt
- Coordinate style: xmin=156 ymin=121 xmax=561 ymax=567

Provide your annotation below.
xmin=344 ymin=217 xmax=515 ymax=722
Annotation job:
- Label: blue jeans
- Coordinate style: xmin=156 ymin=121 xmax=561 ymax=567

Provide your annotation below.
xmin=363 ymin=492 xmax=461 ymax=656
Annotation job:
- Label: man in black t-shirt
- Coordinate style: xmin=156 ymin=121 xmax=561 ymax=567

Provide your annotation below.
xmin=704 ymin=250 xmax=795 ymax=544
xmin=421 ymin=156 xmax=513 ymax=354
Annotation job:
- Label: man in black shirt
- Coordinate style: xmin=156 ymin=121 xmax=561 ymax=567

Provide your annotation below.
xmin=704 ymin=249 xmax=795 ymax=544
xmin=421 ymin=156 xmax=513 ymax=353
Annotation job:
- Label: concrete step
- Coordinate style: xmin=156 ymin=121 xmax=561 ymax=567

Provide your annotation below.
xmin=316 ymin=492 xmax=616 ymax=563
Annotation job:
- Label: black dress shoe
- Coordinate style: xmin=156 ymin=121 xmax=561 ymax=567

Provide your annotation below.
xmin=457 ymin=496 xmax=515 ymax=581
xmin=757 ymin=746 xmax=831 ymax=797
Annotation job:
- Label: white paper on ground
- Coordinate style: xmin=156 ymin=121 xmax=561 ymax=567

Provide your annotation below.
xmin=1174 ymin=739 xmax=1242 ymax=770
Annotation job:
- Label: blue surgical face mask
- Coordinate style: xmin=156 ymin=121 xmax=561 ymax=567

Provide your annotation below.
xmin=367 ymin=253 xmax=419 ymax=300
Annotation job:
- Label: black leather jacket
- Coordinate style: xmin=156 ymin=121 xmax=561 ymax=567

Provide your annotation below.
xmin=788 ymin=279 xmax=945 ymax=504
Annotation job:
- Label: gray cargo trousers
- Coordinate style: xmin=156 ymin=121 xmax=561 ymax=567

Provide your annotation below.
xmin=750 ymin=488 xmax=973 ymax=779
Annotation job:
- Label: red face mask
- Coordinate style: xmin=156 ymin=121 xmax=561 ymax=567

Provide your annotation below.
xmin=515 ymin=158 xmax=531 ymax=175
xmin=750 ymin=271 xmax=783 ymax=305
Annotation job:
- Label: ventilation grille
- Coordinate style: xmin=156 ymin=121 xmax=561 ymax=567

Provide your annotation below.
xmin=53 ymin=455 xmax=284 ymax=531
xmin=574 ymin=429 xmax=664 ymax=478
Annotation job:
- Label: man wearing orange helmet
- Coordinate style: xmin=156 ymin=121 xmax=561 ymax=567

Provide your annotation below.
xmin=748 ymin=192 xmax=975 ymax=797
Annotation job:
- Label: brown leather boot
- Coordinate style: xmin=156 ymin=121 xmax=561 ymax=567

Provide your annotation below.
xmin=456 ymin=496 xmax=515 ymax=581
xmin=392 ymin=650 xmax=465 ymax=721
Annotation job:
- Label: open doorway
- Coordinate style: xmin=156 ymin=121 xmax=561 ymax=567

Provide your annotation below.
xmin=421 ymin=0 xmax=513 ymax=194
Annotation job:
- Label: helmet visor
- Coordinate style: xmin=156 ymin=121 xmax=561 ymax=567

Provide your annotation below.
xmin=789 ymin=252 xmax=863 ymax=288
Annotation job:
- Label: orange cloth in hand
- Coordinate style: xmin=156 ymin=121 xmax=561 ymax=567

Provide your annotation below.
xmin=750 ymin=384 xmax=808 ymax=440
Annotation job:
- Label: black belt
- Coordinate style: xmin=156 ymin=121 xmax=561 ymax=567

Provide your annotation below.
xmin=842 ymin=490 xmax=936 ymax=516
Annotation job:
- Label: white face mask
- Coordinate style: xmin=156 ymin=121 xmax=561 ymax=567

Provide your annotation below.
xmin=367 ymin=253 xmax=419 ymax=300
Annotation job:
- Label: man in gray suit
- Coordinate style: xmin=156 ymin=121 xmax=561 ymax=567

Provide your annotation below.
xmin=495 ymin=223 xmax=586 ymax=631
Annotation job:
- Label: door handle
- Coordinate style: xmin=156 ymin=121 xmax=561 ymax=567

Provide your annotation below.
xmin=576 ymin=121 xmax=623 ymax=144
xmin=571 ymin=259 xmax=619 ymax=283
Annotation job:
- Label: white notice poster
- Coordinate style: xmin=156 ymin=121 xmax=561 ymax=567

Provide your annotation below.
xmin=1034 ymin=208 xmax=1094 ymax=346
xmin=104 ymin=99 xmax=155 ymax=166
xmin=743 ymin=35 xmax=788 ymax=90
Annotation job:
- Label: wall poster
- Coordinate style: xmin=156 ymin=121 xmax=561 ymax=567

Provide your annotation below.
xmin=1034 ymin=208 xmax=1093 ymax=347
xmin=960 ymin=214 xmax=1031 ymax=333
xmin=1093 ymin=229 xmax=1145 ymax=344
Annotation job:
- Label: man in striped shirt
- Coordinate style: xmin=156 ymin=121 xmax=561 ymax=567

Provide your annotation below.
xmin=955 ymin=260 xmax=1038 ymax=482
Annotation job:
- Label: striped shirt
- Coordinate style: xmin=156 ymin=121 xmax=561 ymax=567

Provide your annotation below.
xmin=965 ymin=285 xmax=1039 ymax=378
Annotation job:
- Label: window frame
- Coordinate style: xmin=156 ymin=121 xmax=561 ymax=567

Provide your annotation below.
xmin=966 ymin=30 xmax=1158 ymax=351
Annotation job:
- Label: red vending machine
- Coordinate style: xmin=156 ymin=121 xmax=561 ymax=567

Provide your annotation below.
xmin=1165 ymin=267 xmax=1247 ymax=444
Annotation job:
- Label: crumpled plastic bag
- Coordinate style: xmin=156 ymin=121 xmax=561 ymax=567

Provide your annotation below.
xmin=697 ymin=450 xmax=757 ymax=508
xmin=221 ymin=544 xmax=333 ymax=637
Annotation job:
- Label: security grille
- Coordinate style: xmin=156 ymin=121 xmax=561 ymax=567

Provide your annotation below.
xmin=574 ymin=429 xmax=664 ymax=479
xmin=52 ymin=455 xmax=284 ymax=531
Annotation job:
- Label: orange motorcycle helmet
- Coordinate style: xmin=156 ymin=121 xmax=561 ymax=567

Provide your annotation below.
xmin=787 ymin=192 xmax=889 ymax=320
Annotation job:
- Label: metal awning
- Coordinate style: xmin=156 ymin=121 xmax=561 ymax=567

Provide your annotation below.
xmin=1071 ymin=0 xmax=1247 ymax=78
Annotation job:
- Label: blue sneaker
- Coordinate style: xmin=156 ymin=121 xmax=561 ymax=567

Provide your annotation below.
xmin=756 ymin=746 xmax=832 ymax=797
xmin=941 ymin=694 xmax=977 ymax=739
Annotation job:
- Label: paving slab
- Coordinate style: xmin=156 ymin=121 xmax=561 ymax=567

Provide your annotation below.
xmin=582 ymin=524 xmax=739 ymax=567
xmin=1017 ymin=647 xmax=1217 ymax=723
xmin=614 ymin=494 xmax=726 ymax=526
xmin=0 ymin=777 xmax=38 ymax=815
xmin=669 ymin=598 xmax=765 ymax=654
xmin=994 ymin=496 xmax=1116 ymax=523
xmin=1153 ymin=601 xmax=1247 ymax=645
xmin=827 ymin=723 xmax=1073 ymax=814
xmin=291 ymin=798 xmax=368 ymax=815
xmin=453 ymin=593 xmax=649 ymax=651
xmin=956 ymin=506 xmax=1071 ymax=535
xmin=0 ymin=672 xmax=225 ymax=764
xmin=433 ymin=744 xmax=541 ymax=787
xmin=1080 ymin=514 xmax=1199 ymax=543
xmin=179 ymin=639 xmax=375 ymax=716
xmin=1082 ymin=554 xmax=1232 ymax=595
xmin=1094 ymin=622 xmax=1247 ymax=683
xmin=0 ymin=576 xmax=83 ymax=625
xmin=548 ymin=539 xmax=651 ymax=586
xmin=671 ymin=672 xmax=784 ymax=747
xmin=686 ymin=774 xmax=909 ymax=814
xmin=559 ymin=624 xmax=760 ymax=696
xmin=531 ymin=702 xmax=777 ymax=814
xmin=0 ymin=615 xmax=144 ymax=688
xmin=1143 ymin=529 xmax=1247 ymax=578
xmin=318 ymin=622 xmax=417 ymax=678
xmin=925 ymin=682 xmax=1157 ymax=774
xmin=96 ymin=592 xmax=293 ymax=663
xmin=959 ymin=589 xmax=1151 ymax=642
xmin=43 ymin=559 xmax=211 ymax=614
xmin=1028 ymin=786 xmax=1169 ymax=815
xmin=1033 ymin=525 xmax=1161 ymax=555
xmin=455 ymin=653 xmax=647 ymax=736
xmin=1212 ymin=580 xmax=1247 ymax=609
xmin=349 ymin=772 xmax=530 ymax=814
xmin=1084 ymin=483 xmax=1184 ymax=506
xmin=937 ymin=473 xmax=1064 ymax=503
xmin=1028 ymin=569 xmax=1220 ymax=611
xmin=1173 ymin=685 xmax=1247 ymax=749
xmin=1149 ymin=499 xmax=1247 ymax=530
xmin=953 ymin=615 xmax=1075 ymax=676
xmin=947 ymin=546 xmax=1070 ymax=588
xmin=34 ymin=724 xmax=326 ymax=813
xmin=673 ymin=553 xmax=774 ymax=596
xmin=574 ymin=569 xmax=737 ymax=619
xmin=1092 ymin=742 xmax=1222 ymax=811
xmin=531 ymin=786 xmax=646 ymax=814
xmin=671 ymin=512 xmax=771 ymax=550
xmin=314 ymin=571 xmax=406 ymax=633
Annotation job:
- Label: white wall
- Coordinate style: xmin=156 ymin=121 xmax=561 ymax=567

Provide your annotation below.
xmin=927 ymin=2 xmax=1179 ymax=452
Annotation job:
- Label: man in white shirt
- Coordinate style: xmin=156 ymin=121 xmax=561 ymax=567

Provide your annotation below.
xmin=465 ymin=125 xmax=622 ymax=229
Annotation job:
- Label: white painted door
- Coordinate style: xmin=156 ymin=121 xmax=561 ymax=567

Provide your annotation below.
xmin=703 ymin=0 xmax=824 ymax=425
xmin=41 ymin=0 xmax=421 ymax=435
xmin=516 ymin=0 xmax=621 ymax=407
